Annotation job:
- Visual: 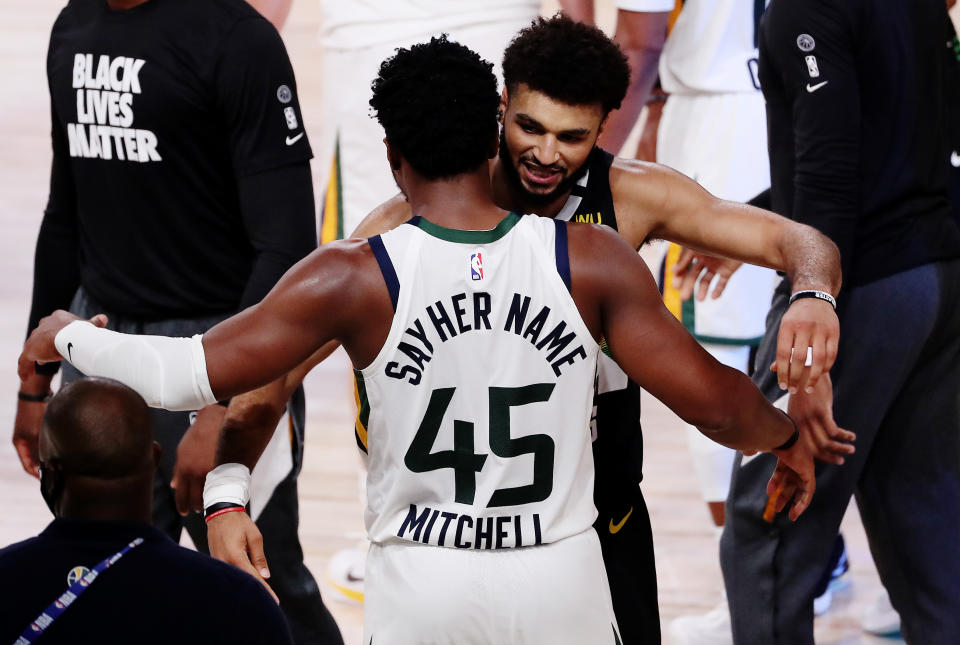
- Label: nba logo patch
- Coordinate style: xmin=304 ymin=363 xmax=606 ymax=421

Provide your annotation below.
xmin=470 ymin=252 xmax=484 ymax=281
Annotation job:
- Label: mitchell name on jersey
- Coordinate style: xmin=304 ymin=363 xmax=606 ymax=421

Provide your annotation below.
xmin=358 ymin=214 xmax=601 ymax=552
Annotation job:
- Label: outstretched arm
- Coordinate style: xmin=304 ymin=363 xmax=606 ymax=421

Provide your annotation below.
xmin=569 ymin=223 xmax=816 ymax=519
xmin=612 ymin=161 xmax=842 ymax=394
xmin=20 ymin=240 xmax=390 ymax=410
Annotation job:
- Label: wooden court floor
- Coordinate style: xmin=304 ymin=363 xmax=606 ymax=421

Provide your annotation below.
xmin=0 ymin=2 xmax=925 ymax=643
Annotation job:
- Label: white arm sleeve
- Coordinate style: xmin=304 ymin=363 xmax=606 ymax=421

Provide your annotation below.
xmin=54 ymin=321 xmax=218 ymax=411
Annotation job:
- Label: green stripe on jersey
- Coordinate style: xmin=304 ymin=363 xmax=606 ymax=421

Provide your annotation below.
xmin=414 ymin=212 xmax=521 ymax=243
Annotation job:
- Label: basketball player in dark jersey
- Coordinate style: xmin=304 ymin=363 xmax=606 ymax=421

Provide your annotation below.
xmin=205 ymin=16 xmax=847 ymax=644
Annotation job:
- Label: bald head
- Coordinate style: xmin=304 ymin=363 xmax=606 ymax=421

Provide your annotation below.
xmin=40 ymin=377 xmax=155 ymax=478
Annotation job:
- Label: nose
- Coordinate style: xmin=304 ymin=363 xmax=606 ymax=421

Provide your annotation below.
xmin=533 ymin=136 xmax=559 ymax=166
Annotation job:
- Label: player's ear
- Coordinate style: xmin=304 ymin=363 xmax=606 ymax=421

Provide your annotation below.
xmin=597 ymin=112 xmax=609 ymax=138
xmin=384 ymin=138 xmax=402 ymax=172
xmin=499 ymin=88 xmax=509 ymax=124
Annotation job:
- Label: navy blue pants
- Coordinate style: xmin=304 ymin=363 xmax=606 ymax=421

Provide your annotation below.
xmin=63 ymin=288 xmax=343 ymax=645
xmin=721 ymin=262 xmax=960 ymax=645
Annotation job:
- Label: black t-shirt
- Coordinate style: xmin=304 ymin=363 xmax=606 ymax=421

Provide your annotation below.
xmin=0 ymin=518 xmax=292 ymax=644
xmin=43 ymin=0 xmax=313 ymax=318
xmin=759 ymin=0 xmax=960 ymax=290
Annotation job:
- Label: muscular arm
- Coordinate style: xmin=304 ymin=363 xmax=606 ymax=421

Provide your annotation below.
xmin=202 ymin=241 xmax=390 ymax=400
xmin=612 ymin=161 xmax=841 ymax=294
xmin=569 ymin=223 xmax=795 ymax=451
xmin=212 ymin=194 xmax=413 ymax=469
xmin=612 ymin=161 xmax=842 ymax=391
xmin=597 ymin=10 xmax=670 ymax=154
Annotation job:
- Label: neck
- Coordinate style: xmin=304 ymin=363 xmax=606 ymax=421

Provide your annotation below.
xmin=107 ymin=0 xmax=150 ymax=10
xmin=406 ymin=166 xmax=508 ymax=230
xmin=490 ymin=156 xmax=571 ymax=219
xmin=58 ymin=479 xmax=153 ymax=524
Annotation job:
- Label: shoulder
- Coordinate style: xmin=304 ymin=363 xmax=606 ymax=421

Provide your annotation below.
xmin=606 ymin=158 xmax=688 ymax=245
xmin=0 ymin=536 xmax=41 ymax=566
xmin=351 ymin=194 xmax=413 ymax=238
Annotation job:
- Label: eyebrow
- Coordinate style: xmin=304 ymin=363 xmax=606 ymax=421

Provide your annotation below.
xmin=514 ymin=112 xmax=591 ymax=138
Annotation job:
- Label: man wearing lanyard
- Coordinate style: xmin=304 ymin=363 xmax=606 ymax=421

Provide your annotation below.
xmin=0 ymin=377 xmax=293 ymax=644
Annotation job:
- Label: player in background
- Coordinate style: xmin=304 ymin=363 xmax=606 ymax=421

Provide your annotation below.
xmin=722 ymin=1 xmax=960 ymax=643
xmin=12 ymin=1 xmax=341 ymax=641
xmin=21 ymin=36 xmax=819 ymax=645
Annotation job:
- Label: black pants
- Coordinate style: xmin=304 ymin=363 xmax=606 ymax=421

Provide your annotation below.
xmin=63 ymin=288 xmax=343 ymax=645
xmin=721 ymin=263 xmax=960 ymax=645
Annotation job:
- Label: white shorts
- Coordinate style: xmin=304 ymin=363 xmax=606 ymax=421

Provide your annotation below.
xmin=364 ymin=530 xmax=621 ymax=645
xmin=683 ymin=343 xmax=751 ymax=503
xmin=657 ymin=91 xmax=778 ymax=342
xmin=316 ymin=15 xmax=537 ymax=243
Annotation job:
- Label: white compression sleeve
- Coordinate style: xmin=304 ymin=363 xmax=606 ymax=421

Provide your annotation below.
xmin=54 ymin=321 xmax=218 ymax=411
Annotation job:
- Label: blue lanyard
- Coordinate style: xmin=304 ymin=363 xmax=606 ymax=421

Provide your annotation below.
xmin=14 ymin=537 xmax=144 ymax=645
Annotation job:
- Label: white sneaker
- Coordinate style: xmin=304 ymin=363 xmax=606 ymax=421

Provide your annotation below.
xmin=862 ymin=592 xmax=901 ymax=636
xmin=325 ymin=547 xmax=366 ymax=604
xmin=669 ymin=600 xmax=733 ymax=645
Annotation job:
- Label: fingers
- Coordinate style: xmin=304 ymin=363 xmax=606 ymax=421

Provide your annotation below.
xmin=774 ymin=329 xmax=795 ymax=391
xmin=824 ymin=334 xmax=839 ymax=374
xmin=710 ymin=272 xmax=730 ymax=299
xmin=801 ymin=335 xmax=827 ymax=393
xmin=678 ymin=261 xmax=698 ymax=301
xmin=787 ymin=329 xmax=812 ymax=393
xmin=789 ymin=475 xmax=815 ymax=521
xmin=247 ymin=528 xmax=271 ymax=580
xmin=172 ymin=473 xmax=191 ymax=517
xmin=89 ymin=314 xmax=108 ymax=328
xmin=17 ymin=353 xmax=35 ymax=383
xmin=672 ymin=248 xmax=695 ymax=275
xmin=13 ymin=439 xmax=41 ymax=479
xmin=695 ymin=268 xmax=715 ymax=302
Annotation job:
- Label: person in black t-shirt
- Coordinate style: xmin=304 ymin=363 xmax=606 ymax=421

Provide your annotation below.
xmin=720 ymin=2 xmax=960 ymax=644
xmin=0 ymin=377 xmax=293 ymax=645
xmin=13 ymin=1 xmax=342 ymax=642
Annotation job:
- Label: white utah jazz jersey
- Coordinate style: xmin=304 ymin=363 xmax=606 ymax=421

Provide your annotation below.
xmin=620 ymin=0 xmax=769 ymax=94
xmin=355 ymin=213 xmax=600 ymax=551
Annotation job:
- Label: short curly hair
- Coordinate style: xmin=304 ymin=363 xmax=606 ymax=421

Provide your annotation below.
xmin=502 ymin=14 xmax=630 ymax=114
xmin=369 ymin=36 xmax=500 ymax=180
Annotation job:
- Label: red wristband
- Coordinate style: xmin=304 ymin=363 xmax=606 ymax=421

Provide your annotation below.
xmin=204 ymin=506 xmax=247 ymax=524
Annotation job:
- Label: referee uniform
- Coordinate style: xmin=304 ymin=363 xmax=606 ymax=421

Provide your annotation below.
xmin=29 ymin=1 xmax=341 ymax=642
xmin=721 ymin=2 xmax=960 ymax=643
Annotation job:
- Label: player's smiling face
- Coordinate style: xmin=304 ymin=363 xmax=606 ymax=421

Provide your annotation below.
xmin=500 ymin=84 xmax=605 ymax=203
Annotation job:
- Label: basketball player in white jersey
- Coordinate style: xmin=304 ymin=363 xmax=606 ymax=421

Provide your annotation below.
xmin=21 ymin=38 xmax=818 ymax=644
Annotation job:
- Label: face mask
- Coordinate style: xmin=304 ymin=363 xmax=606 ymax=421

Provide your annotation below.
xmin=39 ymin=461 xmax=65 ymax=517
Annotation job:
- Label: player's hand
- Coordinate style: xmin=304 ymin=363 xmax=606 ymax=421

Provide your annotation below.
xmin=772 ymin=297 xmax=839 ymax=394
xmin=766 ymin=425 xmax=817 ymax=521
xmin=207 ymin=509 xmax=278 ymax=603
xmin=171 ymin=404 xmax=226 ymax=516
xmin=787 ymin=374 xmax=855 ymax=465
xmin=12 ymin=370 xmax=53 ymax=479
xmin=673 ymin=248 xmax=743 ymax=302
xmin=18 ymin=311 xmax=107 ymax=380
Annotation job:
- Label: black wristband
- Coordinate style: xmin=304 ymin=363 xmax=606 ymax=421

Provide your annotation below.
xmin=18 ymin=391 xmax=51 ymax=403
xmin=788 ymin=290 xmax=837 ymax=310
xmin=774 ymin=412 xmax=800 ymax=451
xmin=204 ymin=501 xmax=246 ymax=518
